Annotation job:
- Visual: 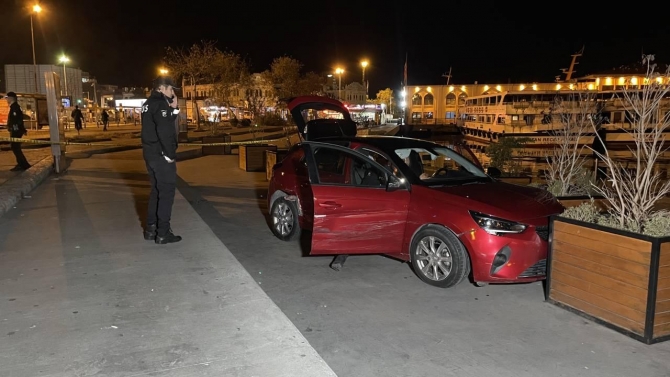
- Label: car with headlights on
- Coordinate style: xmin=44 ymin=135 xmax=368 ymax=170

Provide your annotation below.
xmin=267 ymin=96 xmax=564 ymax=288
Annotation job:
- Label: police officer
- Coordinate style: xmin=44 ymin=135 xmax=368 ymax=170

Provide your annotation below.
xmin=141 ymin=77 xmax=181 ymax=244
xmin=4 ymin=92 xmax=30 ymax=171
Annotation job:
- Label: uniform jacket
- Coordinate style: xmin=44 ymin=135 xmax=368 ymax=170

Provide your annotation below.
xmin=7 ymin=102 xmax=27 ymax=138
xmin=141 ymin=91 xmax=179 ymax=161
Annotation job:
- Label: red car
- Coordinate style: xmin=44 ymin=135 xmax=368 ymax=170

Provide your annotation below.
xmin=267 ymin=96 xmax=563 ymax=288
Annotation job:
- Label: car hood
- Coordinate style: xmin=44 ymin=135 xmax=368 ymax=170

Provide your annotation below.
xmin=285 ymin=95 xmax=357 ymax=140
xmin=431 ymin=180 xmax=563 ymax=222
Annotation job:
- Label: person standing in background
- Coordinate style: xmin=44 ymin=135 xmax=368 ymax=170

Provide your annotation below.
xmin=4 ymin=92 xmax=30 ymax=171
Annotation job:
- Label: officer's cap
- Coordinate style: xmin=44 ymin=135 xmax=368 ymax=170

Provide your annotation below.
xmin=4 ymin=92 xmax=17 ymax=99
xmin=153 ymin=76 xmax=179 ymax=89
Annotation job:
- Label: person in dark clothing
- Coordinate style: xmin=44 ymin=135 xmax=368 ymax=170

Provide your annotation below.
xmin=4 ymin=92 xmax=30 ymax=171
xmin=71 ymin=105 xmax=84 ymax=134
xmin=101 ymin=110 xmax=109 ymax=131
xmin=141 ymin=76 xmax=182 ymax=244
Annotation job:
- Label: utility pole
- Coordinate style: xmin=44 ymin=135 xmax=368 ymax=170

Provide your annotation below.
xmin=442 ymin=67 xmax=452 ymax=85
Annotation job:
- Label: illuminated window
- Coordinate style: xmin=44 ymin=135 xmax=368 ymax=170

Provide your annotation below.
xmin=423 ymin=93 xmax=434 ymax=106
xmin=446 ymin=93 xmax=456 ymax=105
xmin=412 ymin=94 xmax=422 ymax=106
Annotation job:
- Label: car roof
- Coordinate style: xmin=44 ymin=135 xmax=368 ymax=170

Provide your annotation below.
xmin=307 ymin=135 xmax=455 ymax=151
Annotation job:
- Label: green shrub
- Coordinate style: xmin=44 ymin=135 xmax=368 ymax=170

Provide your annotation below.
xmin=560 ymin=200 xmax=670 ymax=237
xmin=561 ymin=199 xmax=600 ymax=223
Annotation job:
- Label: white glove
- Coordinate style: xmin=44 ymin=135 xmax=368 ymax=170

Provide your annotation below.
xmin=163 ymin=155 xmax=175 ymax=163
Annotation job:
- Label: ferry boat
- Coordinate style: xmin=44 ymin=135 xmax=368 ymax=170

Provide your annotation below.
xmin=405 ymin=50 xmax=670 ymax=177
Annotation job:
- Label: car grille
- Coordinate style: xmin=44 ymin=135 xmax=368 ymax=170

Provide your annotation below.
xmin=535 ymin=225 xmax=549 ymax=241
xmin=518 ymin=259 xmax=547 ymax=278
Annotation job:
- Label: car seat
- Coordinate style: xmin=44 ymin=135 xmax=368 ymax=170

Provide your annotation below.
xmin=408 ymin=150 xmax=424 ymax=177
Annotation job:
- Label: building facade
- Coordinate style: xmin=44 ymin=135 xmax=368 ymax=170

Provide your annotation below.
xmin=181 ymin=73 xmax=277 ymax=121
xmin=4 ymin=64 xmax=84 ymax=106
xmin=325 ymin=82 xmax=366 ymax=105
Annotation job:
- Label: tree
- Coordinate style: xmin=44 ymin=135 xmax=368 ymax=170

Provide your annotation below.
xmin=590 ymin=55 xmax=670 ymax=232
xmin=486 ymin=137 xmax=531 ymax=175
xmin=165 ymin=41 xmax=221 ymax=128
xmin=266 ymin=56 xmax=302 ymax=99
xmin=545 ymin=92 xmax=603 ymax=196
xmin=264 ymin=56 xmax=326 ymax=101
xmin=299 ymin=71 xmax=326 ymax=96
xmin=210 ymin=51 xmax=249 ymax=118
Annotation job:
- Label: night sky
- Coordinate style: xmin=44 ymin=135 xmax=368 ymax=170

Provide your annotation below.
xmin=2 ymin=0 xmax=670 ymax=95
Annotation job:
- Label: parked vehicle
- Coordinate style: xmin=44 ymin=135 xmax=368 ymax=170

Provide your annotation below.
xmin=267 ymin=96 xmax=563 ymax=288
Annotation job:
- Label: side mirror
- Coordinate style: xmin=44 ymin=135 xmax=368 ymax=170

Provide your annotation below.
xmin=487 ymin=167 xmax=502 ymax=178
xmin=386 ymin=176 xmax=404 ymax=192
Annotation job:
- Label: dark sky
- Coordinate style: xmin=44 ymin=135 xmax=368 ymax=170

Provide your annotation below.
xmin=2 ymin=0 xmax=670 ymax=95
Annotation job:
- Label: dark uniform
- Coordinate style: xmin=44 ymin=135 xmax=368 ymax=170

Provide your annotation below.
xmin=141 ymin=77 xmax=181 ymax=244
xmin=5 ymin=92 xmax=30 ymax=171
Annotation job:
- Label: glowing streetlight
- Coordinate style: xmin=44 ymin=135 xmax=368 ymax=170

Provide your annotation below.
xmin=335 ymin=68 xmax=344 ymax=101
xmin=361 ymin=60 xmax=369 ymax=98
xmin=159 ymin=68 xmax=168 ymax=75
xmin=30 ymin=4 xmax=43 ymax=93
xmin=59 ymin=55 xmax=70 ymax=97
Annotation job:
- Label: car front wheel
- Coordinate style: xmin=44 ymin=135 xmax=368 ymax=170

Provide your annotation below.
xmin=270 ymin=198 xmax=301 ymax=241
xmin=410 ymin=226 xmax=469 ymax=288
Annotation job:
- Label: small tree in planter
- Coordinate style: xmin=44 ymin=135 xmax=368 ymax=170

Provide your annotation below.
xmin=544 ymin=92 xmax=603 ymax=197
xmin=547 ymin=56 xmax=670 ymax=344
xmin=485 ymin=136 xmax=530 ymax=176
xmin=563 ymin=55 xmax=670 ymax=236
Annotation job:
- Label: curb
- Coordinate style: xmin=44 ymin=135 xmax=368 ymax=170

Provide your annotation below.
xmin=0 ymin=155 xmax=54 ymax=217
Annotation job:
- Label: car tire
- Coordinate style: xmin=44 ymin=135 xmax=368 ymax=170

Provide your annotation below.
xmin=410 ymin=226 xmax=470 ymax=288
xmin=270 ymin=198 xmax=301 ymax=241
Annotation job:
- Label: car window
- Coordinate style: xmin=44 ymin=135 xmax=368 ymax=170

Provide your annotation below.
xmin=395 ymin=147 xmax=487 ymax=182
xmin=359 ymin=148 xmax=404 ymax=179
xmin=313 ymin=147 xmax=388 ymax=188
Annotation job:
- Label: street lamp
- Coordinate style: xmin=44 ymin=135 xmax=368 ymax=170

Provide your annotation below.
xmin=335 ymin=68 xmax=344 ymax=101
xmin=159 ymin=68 xmax=168 ymax=75
xmin=30 ymin=4 xmax=42 ymax=93
xmin=59 ymin=55 xmax=69 ymax=97
xmin=360 ymin=60 xmax=368 ymax=98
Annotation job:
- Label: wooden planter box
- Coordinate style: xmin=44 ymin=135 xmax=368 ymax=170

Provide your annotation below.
xmin=265 ymin=150 xmax=289 ymax=181
xmin=239 ymin=144 xmax=277 ymax=172
xmin=556 ymin=195 xmax=609 ymax=211
xmin=202 ymin=135 xmax=231 ymax=155
xmin=546 ymin=216 xmax=670 ymax=344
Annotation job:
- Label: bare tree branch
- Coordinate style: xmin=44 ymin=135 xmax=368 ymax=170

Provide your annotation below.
xmin=590 ymin=54 xmax=670 ymax=231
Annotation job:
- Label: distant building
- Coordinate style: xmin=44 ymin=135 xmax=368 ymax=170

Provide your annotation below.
xmin=182 ymin=73 xmax=277 ymax=121
xmin=4 ymin=64 xmax=84 ymax=106
xmin=325 ymin=81 xmax=367 ymax=105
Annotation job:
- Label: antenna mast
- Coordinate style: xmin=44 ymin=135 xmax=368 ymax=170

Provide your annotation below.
xmin=442 ymin=67 xmax=452 ymax=85
xmin=559 ymin=46 xmax=584 ymax=82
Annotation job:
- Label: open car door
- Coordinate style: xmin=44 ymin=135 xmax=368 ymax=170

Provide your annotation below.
xmin=303 ymin=142 xmax=410 ymax=255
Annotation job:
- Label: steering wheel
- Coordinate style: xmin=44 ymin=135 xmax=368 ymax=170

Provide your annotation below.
xmin=432 ymin=168 xmax=450 ymax=177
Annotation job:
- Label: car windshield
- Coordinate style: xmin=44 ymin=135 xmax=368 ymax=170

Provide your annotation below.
xmin=394 ymin=147 xmax=488 ymax=183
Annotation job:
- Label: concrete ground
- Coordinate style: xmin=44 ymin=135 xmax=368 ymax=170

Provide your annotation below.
xmin=176 ymin=154 xmax=670 ymax=377
xmin=0 ymin=150 xmax=336 ymax=377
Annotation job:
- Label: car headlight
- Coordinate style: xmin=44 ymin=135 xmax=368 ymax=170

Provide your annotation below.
xmin=469 ymin=211 xmax=526 ymax=235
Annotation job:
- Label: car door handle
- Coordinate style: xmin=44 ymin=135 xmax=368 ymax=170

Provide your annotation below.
xmin=319 ymin=201 xmax=341 ymax=208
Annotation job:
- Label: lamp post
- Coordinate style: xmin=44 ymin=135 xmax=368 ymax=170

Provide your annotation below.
xmin=31 ymin=4 xmax=42 ymax=94
xmin=59 ymin=55 xmax=70 ymax=98
xmin=335 ymin=68 xmax=344 ymax=101
xmin=360 ymin=60 xmax=368 ymax=98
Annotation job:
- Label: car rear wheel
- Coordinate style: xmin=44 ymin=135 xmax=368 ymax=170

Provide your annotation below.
xmin=410 ymin=226 xmax=469 ymax=288
xmin=270 ymin=198 xmax=301 ymax=241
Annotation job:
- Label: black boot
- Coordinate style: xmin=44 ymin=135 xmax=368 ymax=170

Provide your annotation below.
xmin=143 ymin=224 xmax=157 ymax=240
xmin=155 ymin=229 xmax=182 ymax=245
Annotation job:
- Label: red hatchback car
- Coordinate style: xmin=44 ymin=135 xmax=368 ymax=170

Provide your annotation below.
xmin=268 ymin=96 xmax=564 ymax=288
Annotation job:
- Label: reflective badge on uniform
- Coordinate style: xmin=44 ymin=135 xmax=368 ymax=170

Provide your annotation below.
xmin=12 ymin=112 xmax=16 ymax=116
xmin=161 ymin=110 xmax=167 ymax=117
